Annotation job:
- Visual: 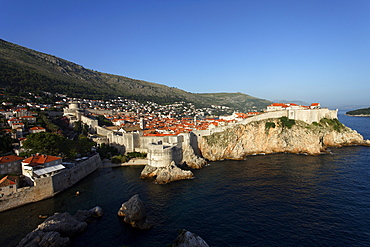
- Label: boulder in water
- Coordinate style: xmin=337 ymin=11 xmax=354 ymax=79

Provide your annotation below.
xmin=117 ymin=194 xmax=153 ymax=229
xmin=141 ymin=161 xmax=194 ymax=184
xmin=17 ymin=206 xmax=103 ymax=247
xmin=171 ymin=229 xmax=209 ymax=247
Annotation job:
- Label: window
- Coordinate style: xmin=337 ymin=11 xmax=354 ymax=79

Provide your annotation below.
xmin=9 ymin=186 xmax=13 ymax=189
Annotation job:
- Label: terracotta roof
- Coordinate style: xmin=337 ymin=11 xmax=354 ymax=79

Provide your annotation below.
xmin=0 ymin=155 xmax=24 ymax=164
xmin=22 ymin=154 xmax=61 ymax=166
xmin=29 ymin=126 xmax=45 ymax=130
xmin=0 ymin=175 xmax=18 ymax=187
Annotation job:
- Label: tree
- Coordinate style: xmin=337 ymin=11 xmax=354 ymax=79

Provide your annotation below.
xmin=0 ymin=131 xmax=13 ymax=154
xmin=22 ymin=132 xmax=70 ymax=157
xmin=96 ymin=115 xmax=113 ymax=126
xmin=73 ymin=120 xmax=83 ymax=134
xmin=72 ymin=135 xmax=96 ymax=157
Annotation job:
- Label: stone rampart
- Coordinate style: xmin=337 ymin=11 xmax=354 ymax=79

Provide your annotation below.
xmin=52 ymin=154 xmax=101 ymax=193
xmin=0 ymin=154 xmax=101 ymax=212
xmin=147 ymin=142 xmax=183 ymax=167
xmin=96 ymin=126 xmax=112 ymax=136
xmin=140 ymin=135 xmax=183 ymax=151
xmin=80 ymin=115 xmax=98 ymax=133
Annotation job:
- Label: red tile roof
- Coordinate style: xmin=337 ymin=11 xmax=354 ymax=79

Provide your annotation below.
xmin=22 ymin=154 xmax=61 ymax=166
xmin=0 ymin=155 xmax=24 ymax=164
xmin=29 ymin=126 xmax=45 ymax=130
xmin=0 ymin=175 xmax=18 ymax=187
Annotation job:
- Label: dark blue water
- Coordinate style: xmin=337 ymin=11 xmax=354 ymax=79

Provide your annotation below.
xmin=1 ymin=110 xmax=369 ymax=246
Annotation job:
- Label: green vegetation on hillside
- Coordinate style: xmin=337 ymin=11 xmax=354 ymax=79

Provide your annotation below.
xmin=0 ymin=39 xmax=272 ymax=111
xmin=346 ymin=107 xmax=370 ymax=116
xmin=279 ymin=116 xmax=296 ymax=129
xmin=319 ymin=118 xmax=345 ymax=132
xmin=265 ymin=121 xmax=276 ymax=132
xmin=21 ymin=132 xmax=95 ymax=158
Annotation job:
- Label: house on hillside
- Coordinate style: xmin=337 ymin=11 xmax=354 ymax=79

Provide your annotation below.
xmin=0 ymin=155 xmax=24 ymax=176
xmin=20 ymin=116 xmax=36 ymax=123
xmin=14 ymin=108 xmax=29 ymax=117
xmin=21 ymin=154 xmax=64 ymax=185
xmin=0 ymin=175 xmax=20 ymax=197
xmin=29 ymin=126 xmax=46 ymax=134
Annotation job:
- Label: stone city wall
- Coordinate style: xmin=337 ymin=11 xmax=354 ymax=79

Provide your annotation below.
xmin=96 ymin=126 xmax=112 ymax=136
xmin=147 ymin=142 xmax=183 ymax=167
xmin=80 ymin=115 xmax=99 ymax=133
xmin=51 ymin=154 xmax=101 ymax=193
xmin=0 ymin=154 xmax=101 ymax=212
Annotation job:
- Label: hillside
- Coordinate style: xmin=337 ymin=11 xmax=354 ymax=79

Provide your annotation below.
xmin=346 ymin=107 xmax=370 ymax=116
xmin=0 ymin=39 xmax=271 ymax=112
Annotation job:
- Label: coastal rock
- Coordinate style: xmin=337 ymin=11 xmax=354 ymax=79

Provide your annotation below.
xmin=37 ymin=212 xmax=88 ymax=237
xmin=117 ymin=194 xmax=153 ymax=229
xmin=74 ymin=206 xmax=104 ymax=222
xmin=17 ymin=230 xmax=70 ymax=247
xmin=181 ymin=137 xmax=207 ymax=169
xmin=17 ymin=206 xmax=103 ymax=247
xmin=140 ymin=161 xmax=194 ymax=184
xmin=199 ymin=118 xmax=367 ymax=161
xmin=171 ymin=229 xmax=209 ymax=247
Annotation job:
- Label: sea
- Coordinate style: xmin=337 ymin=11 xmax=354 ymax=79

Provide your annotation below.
xmin=1 ymin=110 xmax=369 ymax=247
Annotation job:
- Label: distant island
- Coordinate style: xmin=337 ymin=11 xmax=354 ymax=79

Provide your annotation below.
xmin=346 ymin=107 xmax=370 ymax=117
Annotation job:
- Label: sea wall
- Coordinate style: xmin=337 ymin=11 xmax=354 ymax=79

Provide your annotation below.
xmin=0 ymin=154 xmax=102 ymax=212
xmin=51 ymin=154 xmax=101 ymax=193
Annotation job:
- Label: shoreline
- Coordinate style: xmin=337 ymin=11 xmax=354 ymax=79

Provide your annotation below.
xmin=101 ymin=158 xmax=147 ymax=168
xmin=345 ymin=114 xmax=370 ymax=117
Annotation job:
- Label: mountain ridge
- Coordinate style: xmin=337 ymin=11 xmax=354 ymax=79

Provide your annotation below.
xmin=0 ymin=39 xmax=271 ymax=111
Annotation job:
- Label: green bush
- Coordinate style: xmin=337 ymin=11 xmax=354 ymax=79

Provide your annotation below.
xmin=279 ymin=116 xmax=295 ymax=129
xmin=265 ymin=122 xmax=276 ymax=129
xmin=320 ymin=118 xmax=345 ymax=132
xmin=126 ymin=152 xmax=147 ymax=158
xmin=111 ymin=155 xmax=129 ymax=163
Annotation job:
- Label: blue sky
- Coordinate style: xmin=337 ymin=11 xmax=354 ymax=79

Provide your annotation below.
xmin=2 ymin=0 xmax=370 ymax=108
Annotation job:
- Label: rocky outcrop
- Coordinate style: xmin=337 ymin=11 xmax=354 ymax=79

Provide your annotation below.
xmin=171 ymin=229 xmax=209 ymax=247
xmin=17 ymin=206 xmax=103 ymax=247
xmin=181 ymin=137 xmax=207 ymax=169
xmin=199 ymin=118 xmax=368 ymax=161
xmin=117 ymin=194 xmax=153 ymax=229
xmin=140 ymin=161 xmax=194 ymax=184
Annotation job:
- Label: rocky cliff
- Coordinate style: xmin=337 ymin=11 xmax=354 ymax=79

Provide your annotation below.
xmin=199 ymin=118 xmax=368 ymax=161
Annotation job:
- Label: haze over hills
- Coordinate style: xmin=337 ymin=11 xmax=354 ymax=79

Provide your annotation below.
xmin=0 ymin=39 xmax=271 ymax=112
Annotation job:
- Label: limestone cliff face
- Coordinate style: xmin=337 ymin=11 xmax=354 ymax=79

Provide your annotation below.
xmin=181 ymin=137 xmax=207 ymax=169
xmin=199 ymin=118 xmax=366 ymax=161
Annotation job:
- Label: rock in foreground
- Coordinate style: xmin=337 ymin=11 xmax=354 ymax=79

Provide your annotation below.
xmin=140 ymin=161 xmax=194 ymax=184
xmin=171 ymin=229 xmax=209 ymax=247
xmin=17 ymin=206 xmax=103 ymax=247
xmin=117 ymin=194 xmax=153 ymax=229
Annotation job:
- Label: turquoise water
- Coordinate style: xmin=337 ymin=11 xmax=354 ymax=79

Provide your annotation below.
xmin=1 ymin=110 xmax=369 ymax=246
